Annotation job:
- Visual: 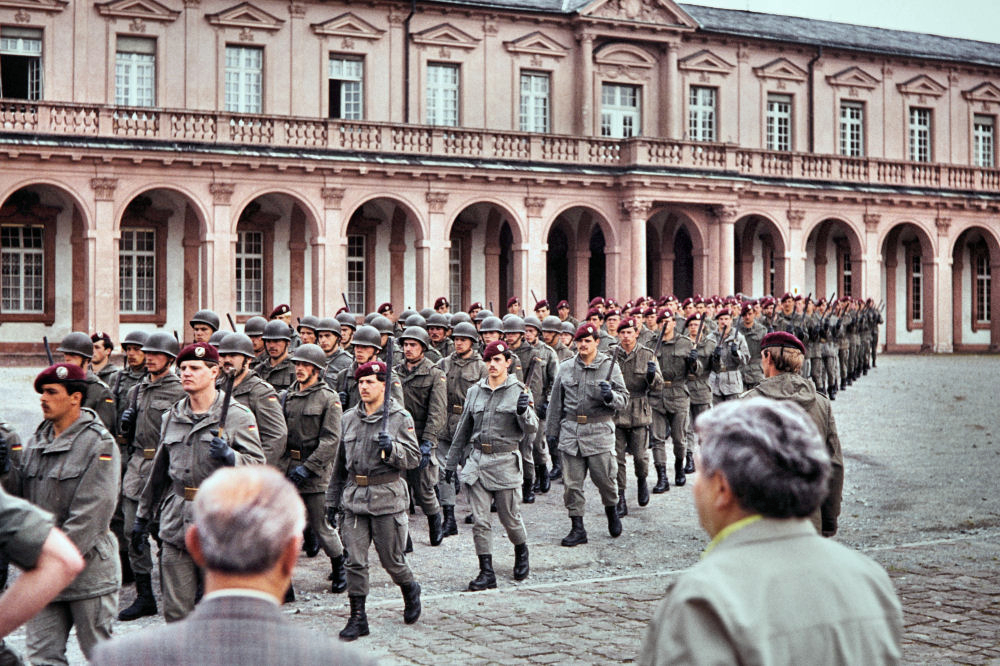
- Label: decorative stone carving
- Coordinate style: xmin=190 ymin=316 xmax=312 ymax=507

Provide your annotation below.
xmin=712 ymin=204 xmax=738 ymax=223
xmin=623 ymin=198 xmax=652 ymax=219
xmin=90 ymin=178 xmax=118 ymax=201
xmin=524 ymin=196 xmax=546 ymax=218
xmin=209 ymin=182 xmax=235 ymax=206
xmin=935 ymin=216 xmax=951 ymax=235
xmin=426 ymin=191 xmax=449 ymax=214
xmin=863 ymin=213 xmax=881 ymax=232
xmin=321 ymin=187 xmax=345 ymax=210
xmin=785 ymin=209 xmax=805 ymax=229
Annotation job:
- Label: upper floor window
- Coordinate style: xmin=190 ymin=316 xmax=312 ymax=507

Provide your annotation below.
xmin=909 ymin=108 xmax=932 ymax=162
xmin=329 ymin=55 xmax=363 ymax=120
xmin=766 ymin=93 xmax=792 ymax=151
xmin=0 ymin=27 xmax=42 ymax=100
xmin=119 ymin=228 xmax=156 ymax=314
xmin=601 ymin=83 xmax=639 ymax=138
xmin=426 ymin=63 xmax=459 ymax=127
xmin=225 ymin=45 xmax=262 ymax=114
xmin=688 ymin=86 xmax=716 ymax=142
xmin=115 ymin=36 xmax=155 ymax=108
xmin=519 ymin=71 xmax=550 ymax=133
xmin=839 ymin=101 xmax=864 ymax=157
xmin=1 ymin=224 xmax=44 ymax=313
xmin=973 ymin=114 xmax=995 ymax=168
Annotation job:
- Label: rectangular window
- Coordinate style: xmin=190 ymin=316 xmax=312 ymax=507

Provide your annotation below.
xmin=346 ymin=234 xmax=365 ymax=314
xmin=839 ymin=101 xmax=864 ymax=157
xmin=841 ymin=252 xmax=853 ymax=297
xmin=449 ymin=243 xmax=462 ymax=312
xmin=225 ymin=45 xmax=262 ymax=113
xmin=519 ymin=71 xmax=550 ymax=133
xmin=119 ymin=228 xmax=156 ymax=314
xmin=974 ymin=250 xmax=991 ymax=324
xmin=910 ymin=253 xmax=922 ymax=321
xmin=766 ymin=93 xmax=792 ymax=151
xmin=115 ymin=36 xmax=155 ymax=107
xmin=0 ymin=27 xmax=42 ymax=100
xmin=426 ymin=63 xmax=459 ymax=127
xmin=974 ymin=114 xmax=995 ymax=168
xmin=688 ymin=86 xmax=716 ymax=142
xmin=909 ymin=108 xmax=931 ymax=162
xmin=600 ymin=83 xmax=640 ymax=138
xmin=235 ymin=230 xmax=263 ymax=315
xmin=768 ymin=252 xmax=776 ymax=296
xmin=1 ymin=224 xmax=44 ymax=313
xmin=328 ymin=55 xmax=363 ymax=120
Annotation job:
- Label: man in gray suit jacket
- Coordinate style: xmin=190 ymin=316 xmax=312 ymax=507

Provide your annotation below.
xmin=90 ymin=466 xmax=375 ymax=665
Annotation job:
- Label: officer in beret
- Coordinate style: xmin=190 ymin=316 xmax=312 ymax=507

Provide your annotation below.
xmin=3 ymin=363 xmax=119 ymax=663
xmin=326 ymin=360 xmax=422 ymax=641
xmin=505 ymin=297 xmax=521 ymax=316
xmin=132 ymin=343 xmax=265 ymax=622
xmin=534 ymin=299 xmax=550 ymax=320
xmin=556 ymin=300 xmax=578 ymax=328
xmin=434 ymin=296 xmax=450 ymax=314
xmin=90 ymin=331 xmax=120 ymax=388
xmin=57 ymin=332 xmax=117 ymax=432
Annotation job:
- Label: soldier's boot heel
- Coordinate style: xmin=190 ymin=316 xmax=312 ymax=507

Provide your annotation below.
xmin=283 ymin=584 xmax=295 ymax=604
xmin=464 ymin=513 xmax=475 ymax=524
xmin=828 ymin=387 xmax=837 ymax=401
xmin=637 ymin=476 xmax=650 ymax=507
xmin=674 ymin=460 xmax=687 ymax=487
xmin=401 ymin=582 xmax=422 ymax=624
xmin=468 ymin=554 xmax=498 ymax=591
xmin=513 ymin=543 xmax=529 ymax=581
xmin=330 ymin=555 xmax=347 ymax=594
xmin=652 ymin=464 xmax=670 ymax=494
xmin=536 ymin=464 xmax=551 ymax=493
xmin=548 ymin=460 xmax=563 ymax=481
xmin=615 ymin=490 xmax=628 ymax=517
xmin=339 ymin=595 xmax=369 ymax=641
xmin=118 ymin=574 xmax=157 ymax=622
xmin=522 ymin=479 xmax=535 ymax=504
xmin=684 ymin=451 xmax=696 ymax=474
xmin=428 ymin=512 xmax=444 ymax=547
xmin=605 ymin=505 xmax=623 ymax=538
xmin=560 ymin=516 xmax=588 ymax=547
xmin=441 ymin=505 xmax=458 ymax=537
xmin=303 ymin=526 xmax=320 ymax=558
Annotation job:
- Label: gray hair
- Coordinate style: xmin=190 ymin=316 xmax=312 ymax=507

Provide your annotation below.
xmin=696 ymin=397 xmax=831 ymax=518
xmin=192 ymin=466 xmax=306 ymax=574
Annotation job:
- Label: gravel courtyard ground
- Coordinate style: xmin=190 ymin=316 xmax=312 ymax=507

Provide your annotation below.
xmin=2 ymin=354 xmax=998 ymax=664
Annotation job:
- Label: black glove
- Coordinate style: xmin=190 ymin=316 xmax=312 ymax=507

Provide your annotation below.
xmin=338 ymin=391 xmax=349 ymax=406
xmin=131 ymin=517 xmax=149 ymax=555
xmin=418 ymin=441 xmax=432 ymax=470
xmin=535 ymin=401 xmax=548 ymax=420
xmin=209 ymin=430 xmax=236 ymax=466
xmin=326 ymin=506 xmax=339 ymax=530
xmin=119 ymin=407 xmax=138 ymax=436
xmin=288 ymin=465 xmax=313 ymax=488
xmin=711 ymin=345 xmax=722 ymax=360
xmin=729 ymin=342 xmax=739 ymax=357
xmin=645 ymin=360 xmax=656 ymax=385
xmin=598 ymin=380 xmax=613 ymax=404
xmin=687 ymin=349 xmax=698 ymax=362
xmin=516 ymin=392 xmax=530 ymax=415
xmin=444 ymin=468 xmax=456 ymax=485
xmin=377 ymin=432 xmax=393 ymax=457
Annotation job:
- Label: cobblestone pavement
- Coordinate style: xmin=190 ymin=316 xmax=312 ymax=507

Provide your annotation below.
xmin=2 ymin=354 xmax=998 ymax=664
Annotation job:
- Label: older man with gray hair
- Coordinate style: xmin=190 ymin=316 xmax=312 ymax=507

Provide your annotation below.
xmin=638 ymin=398 xmax=902 ymax=666
xmin=91 ymin=467 xmax=374 ymax=665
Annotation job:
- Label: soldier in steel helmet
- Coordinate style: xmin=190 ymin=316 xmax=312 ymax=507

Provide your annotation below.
xmin=243 ymin=316 xmax=269 ymax=366
xmin=426 ymin=313 xmax=454 ymax=359
xmin=269 ymin=304 xmax=301 ymax=350
xmin=331 ymin=325 xmax=404 ymax=411
xmin=56 ymin=332 xmax=117 ymax=432
xmin=316 ymin=317 xmax=352 ymax=377
xmin=189 ymin=310 xmax=220 ymax=345
xmin=254 ymin=320 xmax=296 ymax=392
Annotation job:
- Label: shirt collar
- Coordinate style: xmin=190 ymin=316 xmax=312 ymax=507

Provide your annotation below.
xmin=701 ymin=514 xmax=762 ymax=559
xmin=202 ymin=588 xmax=280 ymax=606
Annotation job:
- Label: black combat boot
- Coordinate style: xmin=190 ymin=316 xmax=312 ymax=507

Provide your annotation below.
xmin=684 ymin=451 xmax=696 ymax=474
xmin=536 ymin=464 xmax=551 ymax=493
xmin=330 ymin=555 xmax=347 ymax=594
xmin=118 ymin=573 xmax=157 ymax=621
xmin=468 ymin=554 xmax=497 ymax=591
xmin=441 ymin=505 xmax=458 ymax=537
xmin=120 ymin=550 xmax=135 ymax=586
xmin=605 ymin=505 xmax=623 ymax=538
xmin=522 ymin=479 xmax=535 ymax=504
xmin=840 ymin=378 xmax=847 ymax=391
xmin=828 ymin=386 xmax=837 ymax=401
xmin=400 ymin=581 xmax=422 ymax=624
xmin=404 ymin=534 xmax=413 ymax=553
xmin=303 ymin=525 xmax=320 ymax=558
xmin=283 ymin=584 xmax=295 ymax=603
xmin=615 ymin=489 xmax=628 ymax=517
xmin=637 ymin=476 xmax=650 ymax=507
xmin=339 ymin=595 xmax=369 ymax=641
xmin=548 ymin=456 xmax=562 ymax=480
xmin=464 ymin=513 xmax=474 ymax=524
xmin=652 ymin=464 xmax=670 ymax=493
xmin=513 ymin=543 xmax=530 ymax=581
xmin=674 ymin=459 xmax=687 ymax=487
xmin=428 ymin=512 xmax=444 ymax=546
xmin=560 ymin=516 xmax=588 ymax=547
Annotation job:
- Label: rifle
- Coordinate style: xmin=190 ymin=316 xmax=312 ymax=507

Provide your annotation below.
xmin=215 ymin=368 xmax=236 ymax=441
xmin=817 ymin=291 xmax=837 ymax=336
xmin=226 ymin=313 xmax=237 ymax=332
xmin=119 ymin=371 xmax=146 ymax=447
xmin=687 ymin=314 xmax=708 ymax=376
xmin=379 ymin=336 xmax=394 ymax=460
xmin=489 ymin=301 xmax=494 ymax=313
xmin=42 ymin=336 xmax=54 ymax=365
xmin=173 ymin=330 xmax=180 ymax=345
xmin=523 ymin=354 xmax=539 ymax=392
xmin=530 ymin=290 xmax=540 ymax=307
xmin=605 ymin=343 xmax=622 ymax=382
xmin=342 ymin=293 xmax=351 ymax=312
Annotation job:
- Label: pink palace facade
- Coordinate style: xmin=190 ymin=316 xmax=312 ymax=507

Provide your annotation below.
xmin=1 ymin=0 xmax=999 ymax=352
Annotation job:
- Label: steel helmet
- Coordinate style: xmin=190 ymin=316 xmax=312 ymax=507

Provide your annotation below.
xmin=316 ymin=317 xmax=341 ymax=336
xmin=398 ymin=326 xmax=430 ymax=349
xmin=208 ymin=330 xmax=228 ymax=348
xmin=541 ymin=316 xmax=563 ymax=333
xmin=121 ymin=330 xmax=149 ymax=348
xmin=523 ymin=315 xmax=543 ymax=332
xmin=57 ymin=332 xmax=94 ymax=359
xmin=561 ymin=321 xmax=576 ymax=335
xmin=473 ymin=309 xmax=494 ymax=323
xmin=244 ymin=316 xmax=268 ymax=337
xmin=262 ymin=320 xmax=292 ymax=341
xmin=451 ymin=322 xmax=479 ymax=341
xmin=426 ymin=313 xmax=450 ymax=330
xmin=363 ymin=312 xmax=378 ymax=325
xmin=350 ymin=325 xmax=383 ymax=350
xmin=405 ymin=313 xmax=427 ymax=328
xmin=502 ymin=315 xmax=526 ymax=334
xmin=479 ymin=316 xmax=504 ymax=334
xmin=217 ymin=333 xmax=255 ymax=358
xmin=399 ymin=309 xmax=418 ymax=323
xmin=419 ymin=308 xmax=434 ymax=320
xmin=141 ymin=331 xmax=180 ymax=358
xmin=336 ymin=312 xmax=358 ymax=330
xmin=297 ymin=315 xmax=321 ymax=333
xmin=190 ymin=309 xmax=220 ymax=331
xmin=290 ymin=343 xmax=327 ymax=370
xmin=372 ymin=315 xmax=394 ymax=336
xmin=450 ymin=312 xmax=472 ymax=326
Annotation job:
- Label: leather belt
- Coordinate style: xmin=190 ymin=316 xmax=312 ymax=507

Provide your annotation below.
xmin=289 ymin=449 xmax=302 ymax=460
xmin=570 ymin=413 xmax=611 ymax=425
xmin=662 ymin=380 xmax=672 ymax=387
xmin=452 ymin=404 xmax=463 ymax=414
xmin=142 ymin=448 xmax=156 ymax=460
xmin=173 ymin=481 xmax=199 ymax=501
xmin=475 ymin=442 xmax=518 ymax=454
xmin=354 ymin=472 xmax=400 ymax=487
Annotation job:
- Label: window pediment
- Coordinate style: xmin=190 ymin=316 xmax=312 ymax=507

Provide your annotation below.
xmin=753 ymin=58 xmax=807 ymax=82
xmin=311 ymin=12 xmax=384 ymax=41
xmin=897 ymin=74 xmax=946 ymax=98
xmin=678 ymin=49 xmax=734 ymax=75
xmin=412 ymin=23 xmax=479 ymax=50
xmin=582 ymin=0 xmax=697 ymax=29
xmin=95 ymin=0 xmax=179 ymax=22
xmin=0 ymin=0 xmax=67 ymax=13
xmin=206 ymin=2 xmax=284 ymax=31
xmin=504 ymin=31 xmax=569 ymax=58
xmin=963 ymin=82 xmax=1000 ymax=105
xmin=826 ymin=66 xmax=879 ymax=90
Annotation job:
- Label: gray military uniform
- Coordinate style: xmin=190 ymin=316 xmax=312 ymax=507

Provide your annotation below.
xmin=333 ymin=362 xmax=404 ymax=411
xmin=324 ymin=348 xmax=353 ymax=377
xmin=254 ymin=356 xmax=296 ymax=393
xmin=395 ymin=356 xmax=447 ymax=519
xmin=231 ymin=373 xmax=287 ymax=466
xmin=709 ymin=326 xmax=750 ymax=401
xmin=650 ymin=333 xmax=693 ymax=468
xmin=612 ymin=342 xmax=662 ymax=494
xmin=738 ymin=320 xmax=768 ymax=390
xmin=84 ymin=369 xmax=117 ymax=433
xmin=437 ymin=350 xmax=486 ymax=508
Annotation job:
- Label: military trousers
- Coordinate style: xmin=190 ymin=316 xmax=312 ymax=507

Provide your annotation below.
xmin=121 ymin=496 xmax=153 ymax=577
xmin=406 ymin=460 xmax=441 ymax=517
xmin=341 ymin=509 xmax=416 ymax=596
xmin=26 ymin=592 xmax=117 ymax=664
xmin=860 ymin=336 xmax=871 ymax=369
xmin=838 ymin=347 xmax=850 ymax=381
xmin=467 ymin=482 xmax=525 ymax=555
xmin=160 ymin=542 xmax=200 ymax=623
xmin=711 ymin=392 xmax=740 ymax=405
xmin=614 ymin=426 xmax=650 ymax=492
xmin=810 ymin=355 xmax=826 ymax=391
xmin=650 ymin=402 xmax=688 ymax=466
xmin=302 ymin=492 xmax=343 ymax=558
xmin=822 ymin=353 xmax=839 ymax=391
xmin=435 ymin=439 xmax=457 ymax=507
xmin=561 ymin=449 xmax=618 ymax=516
xmin=687 ymin=403 xmax=712 ymax=456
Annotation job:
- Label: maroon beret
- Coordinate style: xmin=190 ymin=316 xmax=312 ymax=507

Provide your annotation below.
xmin=693 ymin=297 xmax=704 ymax=306
xmin=684 ymin=313 xmax=703 ymax=328
xmin=780 ymin=292 xmax=794 ymax=302
xmin=584 ymin=307 xmax=603 ymax=320
xmin=556 ymin=300 xmax=570 ymax=310
xmin=761 ymin=331 xmax=806 ymax=355
xmin=377 ymin=302 xmax=393 ymax=314
xmin=354 ymin=360 xmax=387 ymax=381
xmin=91 ymin=331 xmax=113 ymax=348
xmin=642 ymin=307 xmax=655 ymax=317
xmin=605 ymin=309 xmax=621 ymax=319
xmin=681 ymin=298 xmax=693 ymax=308
xmin=482 ymin=340 xmax=509 ymax=360
xmin=740 ymin=304 xmax=754 ymax=317
xmin=434 ymin=297 xmax=449 ymax=309
xmin=34 ymin=363 xmax=87 ymax=393
xmin=574 ymin=323 xmax=600 ymax=341
xmin=468 ymin=302 xmax=483 ymax=312
xmin=506 ymin=297 xmax=519 ymax=308
xmin=618 ymin=316 xmax=638 ymax=331
xmin=534 ymin=299 xmax=549 ymax=311
xmin=269 ymin=304 xmax=290 ymax=319
xmin=177 ymin=342 xmax=219 ymax=365
xmin=588 ymin=297 xmax=605 ymax=307
xmin=715 ymin=308 xmax=731 ymax=319
xmin=657 ymin=309 xmax=675 ymax=324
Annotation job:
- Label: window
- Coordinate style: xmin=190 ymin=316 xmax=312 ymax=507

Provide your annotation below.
xmin=841 ymin=251 xmax=853 ymax=297
xmin=1 ymin=224 xmax=43 ymax=312
xmin=235 ymin=230 xmax=263 ymax=315
xmin=426 ymin=63 xmax=459 ymax=127
xmin=519 ymin=71 xmax=550 ymax=133
xmin=974 ymin=247 xmax=991 ymax=325
xmin=688 ymin=86 xmax=716 ymax=142
xmin=329 ymin=55 xmax=363 ymax=120
xmin=346 ymin=234 xmax=365 ymax=313
xmin=839 ymin=101 xmax=864 ymax=157
xmin=119 ymin=228 xmax=155 ymax=314
xmin=225 ymin=46 xmax=262 ymax=113
xmin=449 ymin=243 xmax=462 ymax=312
xmin=600 ymin=83 xmax=640 ymax=138
xmin=974 ymin=114 xmax=995 ymax=168
xmin=909 ymin=253 xmax=922 ymax=322
xmin=0 ymin=27 xmax=42 ymax=100
xmin=768 ymin=251 xmax=776 ymax=296
xmin=909 ymin=108 xmax=931 ymax=162
xmin=115 ymin=36 xmax=155 ymax=107
xmin=766 ymin=93 xmax=792 ymax=151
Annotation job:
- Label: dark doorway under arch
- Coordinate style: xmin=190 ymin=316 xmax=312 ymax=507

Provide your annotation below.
xmin=673 ymin=227 xmax=694 ymax=299
xmin=589 ymin=225 xmax=606 ymax=299
xmin=547 ymin=225 xmax=569 ymax=304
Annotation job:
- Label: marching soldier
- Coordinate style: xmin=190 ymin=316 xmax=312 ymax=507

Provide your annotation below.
xmin=117 ymin=332 xmax=186 ymax=622
xmin=546 ymin=323 xmax=629 ymax=547
xmin=556 ymin=300 xmax=578 ymax=328
xmin=281 ymin=344 xmax=347 ymax=594
xmin=503 ymin=316 xmax=546 ymax=501
xmin=218 ymin=333 xmax=287 ymax=466
xmin=542 ymin=315 xmax=573 ymax=362
xmin=297 ymin=315 xmax=320 ymax=347
xmin=56 ymin=332 xmax=117 ymax=432
xmin=524 ymin=316 xmax=558 ymax=495
xmin=255 ymin=320 xmax=297 ymax=392
xmin=709 ymin=308 xmax=750 ymax=402
xmin=189 ymin=309 xmax=220 ymax=345
xmin=112 ymin=331 xmax=149 ymax=418
xmin=427 ymin=313 xmax=455 ymax=359
xmin=337 ymin=311 xmax=358 ymax=347
xmin=243 ymin=315 xmax=269 ymax=366
xmin=326 ymin=360 xmax=422 ymax=641
xmin=331 ymin=325 xmax=404 ymax=411
xmin=444 ymin=340 xmax=537 ymax=591
xmin=738 ymin=303 xmax=767 ymax=392
xmin=317 ymin=316 xmax=353 ymax=377
xmin=612 ymin=317 xmax=662 ymax=517
xmin=90 ymin=331 xmax=120 ymax=387
xmin=131 ymin=343 xmax=265 ymax=622
xmin=684 ymin=314 xmax=717 ymax=474
xmin=649 ymin=311 xmax=692 ymax=491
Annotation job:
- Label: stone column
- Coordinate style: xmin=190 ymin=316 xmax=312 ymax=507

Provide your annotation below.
xmin=663 ymin=42 xmax=680 ymax=139
xmin=287 ymin=3 xmax=307 ymax=117
xmin=713 ymin=204 xmax=738 ymax=296
xmin=90 ymin=178 xmax=119 ymax=339
xmin=863 ymin=213 xmax=884 ymax=350
xmin=572 ymin=249 xmax=590 ymax=314
xmin=991 ymin=257 xmax=1000 ymax=351
xmin=425 ymin=191 xmax=450 ymax=308
xmin=576 ymin=32 xmax=594 ymax=135
xmin=319 ymin=187 xmax=346 ymax=314
xmin=484 ymin=243 xmax=501 ymax=311
xmin=786 ymin=209 xmax=806 ymax=293
xmin=207 ymin=183 xmax=236 ymax=315
xmin=524 ymin=196 xmax=547 ymax=302
xmin=623 ymin=198 xmax=652 ymax=298
xmin=934 ymin=217 xmax=953 ymax=352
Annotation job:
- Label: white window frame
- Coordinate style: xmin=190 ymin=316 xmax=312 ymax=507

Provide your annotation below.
xmin=909 ymin=108 xmax=932 ymax=162
xmin=975 ymin=250 xmax=991 ymax=324
xmin=1 ymin=224 xmax=44 ymax=313
xmin=600 ymin=83 xmax=640 ymax=138
xmin=328 ymin=55 xmax=363 ymax=120
xmin=688 ymin=86 xmax=716 ymax=142
xmin=973 ymin=114 xmax=994 ymax=168
xmin=426 ymin=63 xmax=459 ymax=127
xmin=910 ymin=253 xmax=923 ymax=322
xmin=119 ymin=228 xmax=156 ymax=314
xmin=842 ymin=251 xmax=853 ymax=297
xmin=346 ymin=234 xmax=366 ymax=314
xmin=225 ymin=45 xmax=262 ymax=114
xmin=839 ymin=101 xmax=864 ymax=157
xmin=115 ymin=37 xmax=156 ymax=108
xmin=449 ymin=243 xmax=462 ymax=312
xmin=0 ymin=27 xmax=42 ymax=100
xmin=766 ymin=93 xmax=792 ymax=151
xmin=519 ymin=71 xmax=550 ymax=133
xmin=235 ymin=229 xmax=264 ymax=315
